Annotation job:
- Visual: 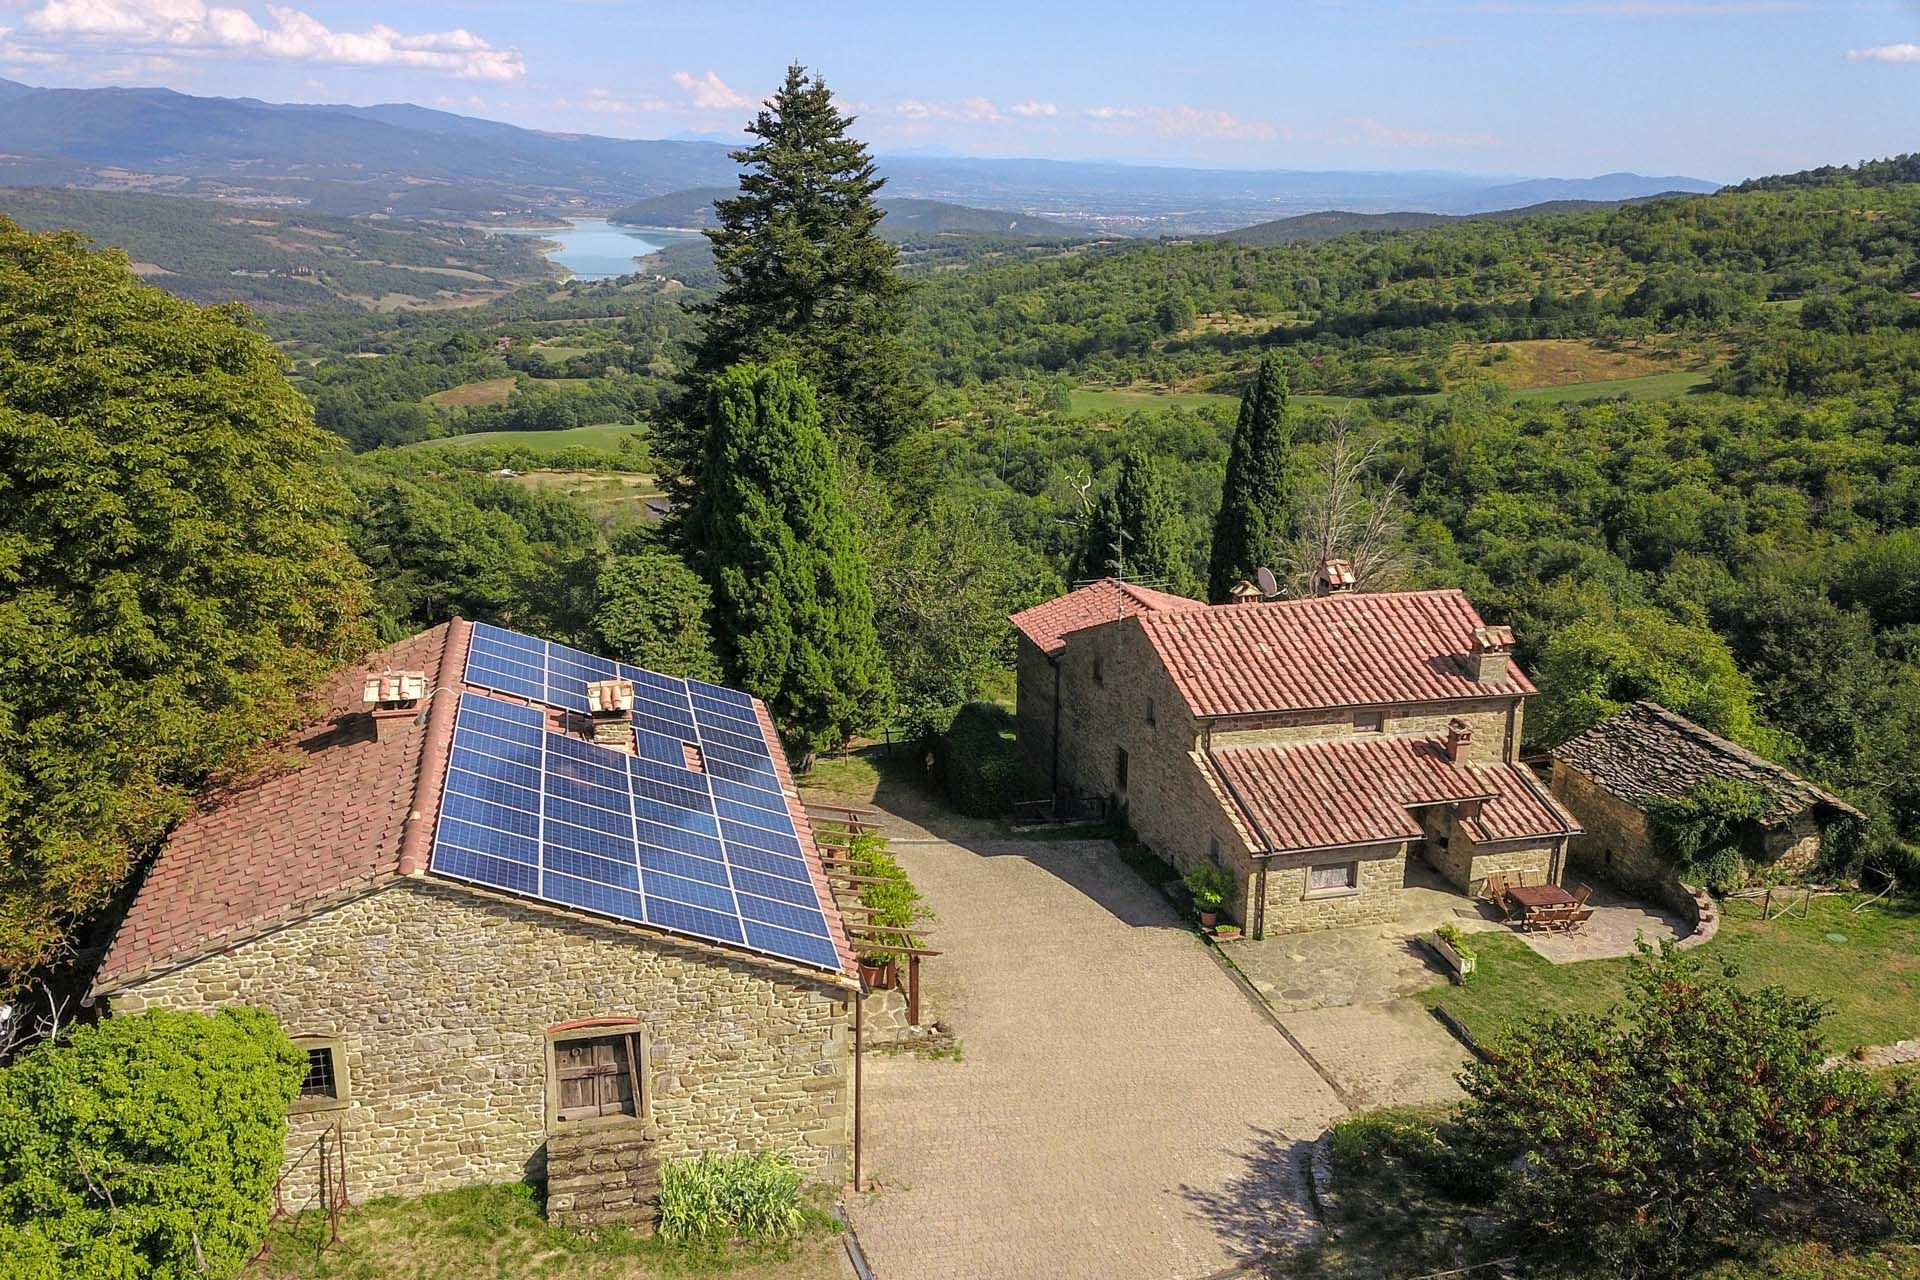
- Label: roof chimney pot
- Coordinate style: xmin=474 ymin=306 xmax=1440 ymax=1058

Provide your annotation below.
xmin=586 ymin=678 xmax=637 ymax=750
xmin=1466 ymin=625 xmax=1516 ymax=684
xmin=1314 ymin=559 xmax=1356 ymax=597
xmin=1445 ymin=716 xmax=1474 ymax=765
xmin=362 ymin=669 xmax=428 ymax=742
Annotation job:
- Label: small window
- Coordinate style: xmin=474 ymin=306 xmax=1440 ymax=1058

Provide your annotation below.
xmin=1114 ymin=746 xmax=1129 ymax=792
xmin=1145 ymin=700 xmax=1156 ymax=727
xmin=1093 ymin=657 xmax=1105 ymax=686
xmin=548 ymin=1025 xmax=647 ymax=1126
xmin=1352 ymin=710 xmax=1384 ymax=734
xmin=1209 ymin=835 xmax=1223 ymax=867
xmin=1307 ymin=861 xmax=1359 ymax=895
xmin=290 ymin=1036 xmax=350 ymax=1114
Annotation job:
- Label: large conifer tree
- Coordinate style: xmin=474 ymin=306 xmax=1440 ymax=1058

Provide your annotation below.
xmin=1077 ymin=448 xmax=1187 ymax=590
xmin=665 ymin=64 xmax=920 ymax=487
xmin=687 ymin=362 xmax=889 ymax=757
xmin=1206 ymin=354 xmax=1298 ymax=602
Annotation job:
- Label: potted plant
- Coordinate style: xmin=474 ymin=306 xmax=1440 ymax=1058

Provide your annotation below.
xmin=858 ymin=950 xmax=897 ymax=991
xmin=1184 ymin=864 xmax=1234 ymax=930
xmin=1432 ymin=923 xmax=1476 ymax=981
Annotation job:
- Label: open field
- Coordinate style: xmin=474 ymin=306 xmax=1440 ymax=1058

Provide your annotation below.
xmin=1454 ymin=337 xmax=1687 ymax=389
xmin=513 ymin=469 xmax=666 ymax=521
xmin=1069 ymin=386 xmax=1237 ymax=414
xmin=423 ymin=376 xmax=516 ymax=408
xmin=252 ymin=1181 xmax=846 ymax=1280
xmin=400 ymin=423 xmax=648 ymax=453
xmin=1421 ymin=894 xmax=1920 ymax=1053
xmin=1509 ymin=369 xmax=1713 ymax=403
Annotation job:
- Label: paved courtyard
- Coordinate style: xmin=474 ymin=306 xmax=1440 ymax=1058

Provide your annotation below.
xmin=847 ymin=833 xmax=1344 ymax=1280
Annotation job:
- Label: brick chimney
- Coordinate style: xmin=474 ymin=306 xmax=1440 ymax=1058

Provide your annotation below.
xmin=363 ymin=669 xmax=428 ymax=742
xmin=1227 ymin=580 xmax=1263 ymax=606
xmin=585 ymin=677 xmax=636 ymax=750
xmin=1466 ymin=625 xmax=1515 ymax=684
xmin=1444 ymin=717 xmax=1474 ymax=764
xmin=1313 ymin=558 xmax=1356 ymax=597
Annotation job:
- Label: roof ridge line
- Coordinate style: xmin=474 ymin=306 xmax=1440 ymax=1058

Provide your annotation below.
xmin=396 ymin=615 xmax=469 ymax=878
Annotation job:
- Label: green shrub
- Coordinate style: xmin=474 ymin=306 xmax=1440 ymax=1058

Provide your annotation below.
xmin=1645 ymin=778 xmax=1772 ymax=891
xmin=1183 ymin=863 xmax=1235 ymax=912
xmin=0 ymin=1007 xmax=307 ymax=1280
xmin=843 ymin=831 xmax=930 ymax=965
xmin=656 ymin=1151 xmax=804 ymax=1245
xmin=929 ymin=702 xmax=1024 ymax=817
xmin=1328 ymin=1108 xmax=1446 ymax=1175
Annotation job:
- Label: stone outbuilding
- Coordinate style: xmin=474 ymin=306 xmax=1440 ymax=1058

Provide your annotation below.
xmin=1549 ymin=700 xmax=1865 ymax=895
xmin=1010 ymin=575 xmax=1581 ymax=936
xmin=87 ymin=618 xmax=859 ymax=1225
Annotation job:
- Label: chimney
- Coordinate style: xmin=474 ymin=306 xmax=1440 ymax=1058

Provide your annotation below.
xmin=1445 ymin=717 xmax=1474 ymax=764
xmin=363 ymin=669 xmax=428 ymax=742
xmin=1227 ymin=580 xmax=1263 ymax=606
xmin=1467 ymin=625 xmax=1516 ymax=684
xmin=1314 ymin=558 xmax=1356 ymax=597
xmin=585 ymin=677 xmax=636 ymax=750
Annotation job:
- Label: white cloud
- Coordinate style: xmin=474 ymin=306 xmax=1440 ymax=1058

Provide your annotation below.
xmin=1010 ymin=99 xmax=1057 ymax=118
xmin=1848 ymin=43 xmax=1920 ymax=64
xmin=671 ymin=69 xmax=749 ymax=110
xmin=897 ymin=96 xmax=1009 ymax=123
xmin=1085 ymin=103 xmax=1283 ymax=142
xmin=11 ymin=1 xmax=525 ymax=79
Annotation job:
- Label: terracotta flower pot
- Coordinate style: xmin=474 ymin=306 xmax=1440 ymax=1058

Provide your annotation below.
xmin=859 ymin=958 xmax=896 ymax=990
xmin=1199 ymin=909 xmax=1219 ymax=930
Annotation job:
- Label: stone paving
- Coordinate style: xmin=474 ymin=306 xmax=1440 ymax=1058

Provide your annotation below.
xmin=1515 ymin=880 xmax=1689 ymax=963
xmin=847 ymin=833 xmax=1344 ymax=1280
xmin=1282 ymin=1001 xmax=1471 ymax=1109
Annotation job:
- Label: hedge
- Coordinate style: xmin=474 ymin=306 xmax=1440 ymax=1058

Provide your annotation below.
xmin=930 ymin=702 xmax=1024 ymax=817
xmin=0 ymin=1008 xmax=307 ymax=1280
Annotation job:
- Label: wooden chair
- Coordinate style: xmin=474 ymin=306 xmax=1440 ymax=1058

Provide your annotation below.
xmin=1565 ymin=906 xmax=1595 ymax=934
xmin=1483 ymin=871 xmax=1512 ymax=912
xmin=1572 ymin=883 xmax=1594 ymax=908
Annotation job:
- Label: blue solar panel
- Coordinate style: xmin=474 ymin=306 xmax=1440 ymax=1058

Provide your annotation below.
xmin=428 ymin=682 xmax=839 ymax=974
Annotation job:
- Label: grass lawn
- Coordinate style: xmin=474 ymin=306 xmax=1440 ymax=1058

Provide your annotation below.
xmin=1422 ymin=894 xmax=1920 ymax=1053
xmin=401 ymin=423 xmax=649 ymax=454
xmin=251 ymin=1182 xmax=846 ymax=1280
xmin=511 ymin=470 xmax=665 ymax=522
xmin=1069 ymin=386 xmax=1238 ymax=414
xmin=1508 ymin=369 xmax=1713 ymax=403
xmin=424 ymin=376 xmax=517 ymax=408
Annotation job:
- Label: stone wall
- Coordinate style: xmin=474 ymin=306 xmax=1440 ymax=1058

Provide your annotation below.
xmin=1208 ymin=697 xmax=1523 ymax=766
xmin=1551 ymin=760 xmax=1668 ymax=890
xmin=546 ymin=1125 xmax=661 ymax=1229
xmin=1260 ymin=845 xmax=1411 ymax=934
xmin=112 ymin=879 xmax=853 ymax=1202
xmin=1013 ymin=634 xmax=1058 ymax=799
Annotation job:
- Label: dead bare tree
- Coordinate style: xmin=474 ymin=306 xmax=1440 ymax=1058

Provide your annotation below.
xmin=0 ymin=976 xmax=71 ymax=1062
xmin=1283 ymin=414 xmax=1412 ymax=595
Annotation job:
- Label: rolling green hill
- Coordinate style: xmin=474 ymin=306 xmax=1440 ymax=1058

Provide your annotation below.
xmin=612 ymin=189 xmax=1083 ymax=241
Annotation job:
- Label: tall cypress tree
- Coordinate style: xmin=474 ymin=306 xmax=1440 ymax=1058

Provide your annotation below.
xmin=1206 ymin=354 xmax=1298 ymax=602
xmin=1077 ymin=448 xmax=1187 ymax=590
xmin=665 ymin=63 xmax=921 ymax=487
xmin=687 ymin=361 xmax=890 ymax=757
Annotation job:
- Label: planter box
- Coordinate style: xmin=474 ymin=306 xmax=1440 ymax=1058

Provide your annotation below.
xmin=1432 ymin=933 xmax=1476 ymax=981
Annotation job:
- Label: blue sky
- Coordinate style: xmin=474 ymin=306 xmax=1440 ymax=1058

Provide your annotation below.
xmin=0 ymin=1 xmax=1916 ymax=181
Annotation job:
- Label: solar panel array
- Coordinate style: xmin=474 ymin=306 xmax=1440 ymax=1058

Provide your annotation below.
xmin=430 ymin=624 xmax=841 ymax=973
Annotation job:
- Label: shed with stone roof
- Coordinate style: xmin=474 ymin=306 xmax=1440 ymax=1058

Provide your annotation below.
xmin=87 ymin=617 xmax=856 ymax=1226
xmin=1549 ymin=700 xmax=1864 ymax=894
xmin=1011 ymin=574 xmax=1579 ymax=936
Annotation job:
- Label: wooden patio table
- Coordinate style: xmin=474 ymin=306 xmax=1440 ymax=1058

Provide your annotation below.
xmin=1504 ymin=883 xmax=1575 ymax=919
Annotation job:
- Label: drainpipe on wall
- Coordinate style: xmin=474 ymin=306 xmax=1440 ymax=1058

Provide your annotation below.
xmin=1049 ymin=657 xmax=1062 ymax=803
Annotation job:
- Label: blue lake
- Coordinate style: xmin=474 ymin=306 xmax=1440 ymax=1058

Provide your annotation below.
xmin=499 ymin=218 xmax=702 ymax=281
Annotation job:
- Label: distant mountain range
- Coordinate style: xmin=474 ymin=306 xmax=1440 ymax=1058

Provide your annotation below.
xmin=0 ymin=76 xmax=1719 ymax=234
xmin=1211 ymin=196 xmax=1687 ymax=247
xmin=611 ymin=188 xmax=1083 ymax=240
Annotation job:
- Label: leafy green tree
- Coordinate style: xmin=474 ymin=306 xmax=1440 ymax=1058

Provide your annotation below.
xmin=1450 ymin=945 xmax=1920 ymax=1277
xmin=1530 ymin=604 xmax=1783 ymax=753
xmin=1078 ymin=448 xmax=1188 ymax=591
xmin=1207 ymin=354 xmax=1298 ymax=602
xmin=0 ymin=221 xmax=370 ymax=983
xmin=667 ymin=63 xmax=921 ymax=483
xmin=589 ymin=551 xmax=721 ymax=681
xmin=0 ymin=1008 xmax=308 ymax=1279
xmin=687 ymin=362 xmax=889 ymax=756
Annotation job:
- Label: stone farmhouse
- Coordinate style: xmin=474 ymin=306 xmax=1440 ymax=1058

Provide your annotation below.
xmin=1550 ymin=700 xmax=1865 ymax=896
xmin=1010 ymin=568 xmax=1581 ymax=936
xmin=87 ymin=618 xmax=858 ymax=1224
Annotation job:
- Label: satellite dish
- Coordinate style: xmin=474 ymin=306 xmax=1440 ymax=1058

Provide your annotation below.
xmin=1255 ymin=566 xmax=1278 ymax=598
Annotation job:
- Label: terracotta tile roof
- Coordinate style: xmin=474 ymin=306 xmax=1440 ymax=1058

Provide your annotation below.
xmin=1210 ymin=734 xmax=1578 ymax=855
xmin=1140 ymin=589 xmax=1535 ymax=718
xmin=91 ymin=620 xmax=468 ymax=995
xmin=1009 ymin=578 xmax=1204 ymax=657
xmin=93 ymin=620 xmax=857 ymax=996
xmin=1552 ymin=701 xmax=1865 ymax=827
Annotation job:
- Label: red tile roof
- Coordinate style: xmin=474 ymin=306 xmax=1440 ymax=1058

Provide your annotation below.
xmin=1209 ymin=734 xmax=1578 ymax=855
xmin=1141 ymin=590 xmax=1535 ymax=718
xmin=92 ymin=619 xmax=856 ymax=996
xmin=92 ymin=620 xmax=468 ymax=995
xmin=1009 ymin=578 xmax=1204 ymax=657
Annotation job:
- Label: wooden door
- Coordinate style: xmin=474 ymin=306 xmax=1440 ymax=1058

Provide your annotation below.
xmin=554 ymin=1035 xmax=638 ymax=1122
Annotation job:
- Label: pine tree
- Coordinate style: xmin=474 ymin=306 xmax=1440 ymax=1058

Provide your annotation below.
xmin=1206 ymin=354 xmax=1298 ymax=602
xmin=665 ymin=64 xmax=921 ymax=486
xmin=687 ymin=362 xmax=890 ymax=757
xmin=1077 ymin=449 xmax=1187 ymax=590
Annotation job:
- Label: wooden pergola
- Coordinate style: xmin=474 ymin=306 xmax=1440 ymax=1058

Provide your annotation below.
xmin=806 ymin=802 xmax=939 ymax=1026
